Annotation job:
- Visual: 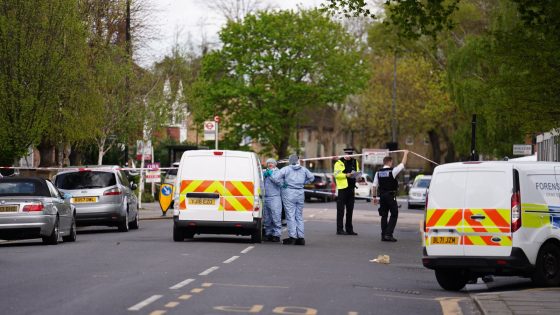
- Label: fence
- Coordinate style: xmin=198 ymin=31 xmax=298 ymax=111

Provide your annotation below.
xmin=536 ymin=128 xmax=560 ymax=162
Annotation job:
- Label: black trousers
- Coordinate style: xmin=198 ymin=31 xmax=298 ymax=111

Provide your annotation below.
xmin=337 ymin=188 xmax=355 ymax=232
xmin=379 ymin=191 xmax=398 ymax=237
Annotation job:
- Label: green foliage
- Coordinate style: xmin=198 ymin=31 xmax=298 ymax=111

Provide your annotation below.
xmin=0 ymin=0 xmax=88 ymax=165
xmin=193 ymin=9 xmax=368 ymax=158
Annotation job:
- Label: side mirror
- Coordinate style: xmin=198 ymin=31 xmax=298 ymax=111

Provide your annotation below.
xmin=130 ymin=183 xmax=138 ymax=191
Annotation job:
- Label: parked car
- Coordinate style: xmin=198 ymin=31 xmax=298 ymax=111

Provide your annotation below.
xmin=53 ymin=166 xmax=139 ymax=232
xmin=304 ymin=173 xmax=336 ymax=202
xmin=163 ymin=162 xmax=180 ymax=186
xmin=355 ymin=174 xmax=374 ymax=202
xmin=408 ymin=175 xmax=431 ymax=209
xmin=0 ymin=176 xmax=76 ymax=244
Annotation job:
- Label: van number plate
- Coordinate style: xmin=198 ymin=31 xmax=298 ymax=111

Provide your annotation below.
xmin=431 ymin=236 xmax=459 ymax=245
xmin=188 ymin=198 xmax=216 ymax=206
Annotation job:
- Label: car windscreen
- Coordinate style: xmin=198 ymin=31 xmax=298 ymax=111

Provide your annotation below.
xmin=55 ymin=171 xmax=117 ymax=190
xmin=0 ymin=179 xmax=50 ymax=197
xmin=414 ymin=179 xmax=431 ymax=188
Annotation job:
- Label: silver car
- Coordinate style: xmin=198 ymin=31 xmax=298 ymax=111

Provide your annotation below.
xmin=0 ymin=177 xmax=76 ymax=244
xmin=54 ymin=166 xmax=139 ymax=232
xmin=408 ymin=175 xmax=431 ymax=209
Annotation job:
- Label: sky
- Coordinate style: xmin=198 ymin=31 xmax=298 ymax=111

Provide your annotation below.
xmin=139 ymin=0 xmax=321 ymax=67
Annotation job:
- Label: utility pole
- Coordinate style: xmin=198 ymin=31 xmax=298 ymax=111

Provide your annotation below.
xmin=471 ymin=114 xmax=477 ymax=161
xmin=124 ymin=0 xmax=131 ymax=165
xmin=391 ymin=51 xmax=397 ymax=144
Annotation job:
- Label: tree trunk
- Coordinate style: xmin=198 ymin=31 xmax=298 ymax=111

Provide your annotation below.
xmin=38 ymin=141 xmax=56 ymax=167
xmin=440 ymin=127 xmax=456 ymax=163
xmin=427 ymin=129 xmax=441 ymax=172
xmin=97 ymin=137 xmax=106 ymax=165
xmin=69 ymin=148 xmax=82 ymax=166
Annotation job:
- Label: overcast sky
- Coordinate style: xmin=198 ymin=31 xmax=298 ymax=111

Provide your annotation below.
xmin=139 ymin=0 xmax=321 ymax=67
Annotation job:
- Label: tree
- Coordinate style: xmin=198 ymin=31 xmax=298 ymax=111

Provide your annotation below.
xmin=0 ymin=0 xmax=88 ymax=165
xmin=204 ymin=0 xmax=272 ymax=22
xmin=192 ymin=9 xmax=368 ymax=158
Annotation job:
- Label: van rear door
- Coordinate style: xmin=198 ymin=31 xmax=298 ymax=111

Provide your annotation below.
xmin=463 ymin=165 xmax=513 ymax=256
xmin=178 ymin=152 xmax=225 ymax=222
xmin=223 ymin=151 xmax=255 ymax=223
xmin=425 ymin=169 xmax=467 ymax=256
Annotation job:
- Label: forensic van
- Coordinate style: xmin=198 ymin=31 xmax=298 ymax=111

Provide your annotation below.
xmin=422 ymin=161 xmax=560 ymax=291
xmin=172 ymin=150 xmax=263 ymax=243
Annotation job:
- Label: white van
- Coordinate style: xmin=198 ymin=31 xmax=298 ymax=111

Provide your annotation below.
xmin=422 ymin=161 xmax=560 ymax=290
xmin=172 ymin=150 xmax=263 ymax=242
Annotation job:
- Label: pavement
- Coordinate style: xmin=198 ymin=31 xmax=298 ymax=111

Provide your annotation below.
xmin=472 ymin=288 xmax=560 ymax=315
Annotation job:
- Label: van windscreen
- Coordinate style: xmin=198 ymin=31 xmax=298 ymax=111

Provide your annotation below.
xmin=430 ymin=171 xmax=467 ymax=208
xmin=182 ymin=156 xmax=225 ymax=180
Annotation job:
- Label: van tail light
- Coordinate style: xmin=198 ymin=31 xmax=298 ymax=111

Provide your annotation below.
xmin=511 ymin=192 xmax=521 ymax=232
xmin=253 ymin=198 xmax=261 ymax=212
xmin=23 ymin=203 xmax=44 ymax=212
xmin=213 ymin=151 xmax=224 ymax=156
xmin=104 ymin=188 xmax=122 ymax=196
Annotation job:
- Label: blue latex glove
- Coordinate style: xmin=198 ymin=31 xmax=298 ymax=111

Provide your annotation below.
xmin=263 ymin=169 xmax=272 ymax=177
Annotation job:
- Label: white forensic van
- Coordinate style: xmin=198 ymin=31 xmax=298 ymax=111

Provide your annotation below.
xmin=172 ymin=150 xmax=264 ymax=243
xmin=422 ymin=161 xmax=560 ymax=290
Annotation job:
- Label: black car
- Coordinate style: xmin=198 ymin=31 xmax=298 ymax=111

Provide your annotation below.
xmin=304 ymin=173 xmax=336 ymax=202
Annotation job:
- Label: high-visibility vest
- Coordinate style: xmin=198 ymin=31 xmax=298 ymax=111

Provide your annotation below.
xmin=333 ymin=159 xmax=360 ymax=190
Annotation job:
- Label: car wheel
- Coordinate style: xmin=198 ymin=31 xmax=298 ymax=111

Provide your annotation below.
xmin=62 ymin=216 xmax=77 ymax=242
xmin=42 ymin=217 xmax=60 ymax=245
xmin=118 ymin=211 xmax=129 ymax=232
xmin=129 ymin=210 xmax=140 ymax=230
xmin=532 ymin=242 xmax=560 ymax=286
xmin=251 ymin=219 xmax=263 ymax=243
xmin=435 ymin=269 xmax=468 ymax=291
xmin=173 ymin=224 xmax=184 ymax=242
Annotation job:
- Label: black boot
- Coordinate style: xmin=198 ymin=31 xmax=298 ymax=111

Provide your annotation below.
xmin=346 ymin=231 xmax=358 ymax=236
xmin=336 ymin=230 xmax=347 ymax=235
xmin=381 ymin=235 xmax=397 ymax=242
xmin=295 ymin=238 xmax=305 ymax=245
xmin=282 ymin=237 xmax=296 ymax=245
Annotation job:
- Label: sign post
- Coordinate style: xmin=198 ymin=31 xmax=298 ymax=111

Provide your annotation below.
xmin=214 ymin=116 xmax=221 ymax=150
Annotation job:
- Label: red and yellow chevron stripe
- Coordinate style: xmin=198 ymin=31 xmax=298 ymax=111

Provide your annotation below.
xmin=178 ymin=180 xmax=255 ymax=211
xmin=426 ymin=208 xmax=512 ymax=247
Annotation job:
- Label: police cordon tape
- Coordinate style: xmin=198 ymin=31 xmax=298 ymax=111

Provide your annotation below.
xmin=277 ymin=150 xmax=440 ymax=166
xmin=0 ymin=150 xmax=438 ymax=172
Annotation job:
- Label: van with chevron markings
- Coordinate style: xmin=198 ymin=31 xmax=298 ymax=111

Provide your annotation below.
xmin=172 ymin=150 xmax=264 ymax=243
xmin=422 ymin=161 xmax=560 ymax=290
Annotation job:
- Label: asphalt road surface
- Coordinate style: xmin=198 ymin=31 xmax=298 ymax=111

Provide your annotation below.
xmin=1 ymin=199 xmax=532 ymax=315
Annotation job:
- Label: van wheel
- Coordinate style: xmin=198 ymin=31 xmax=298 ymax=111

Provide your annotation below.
xmin=185 ymin=232 xmax=195 ymax=239
xmin=173 ymin=224 xmax=184 ymax=242
xmin=532 ymin=242 xmax=560 ymax=286
xmin=435 ymin=269 xmax=468 ymax=291
xmin=251 ymin=219 xmax=263 ymax=243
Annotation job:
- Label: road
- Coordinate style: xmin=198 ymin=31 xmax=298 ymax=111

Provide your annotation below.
xmin=0 ymin=199 xmax=533 ymax=315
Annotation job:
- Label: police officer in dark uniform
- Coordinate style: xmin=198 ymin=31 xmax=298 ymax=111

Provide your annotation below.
xmin=372 ymin=150 xmax=409 ymax=242
xmin=334 ymin=148 xmax=361 ymax=235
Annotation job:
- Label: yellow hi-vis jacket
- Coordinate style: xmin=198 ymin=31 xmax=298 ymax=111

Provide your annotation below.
xmin=333 ymin=159 xmax=360 ymax=190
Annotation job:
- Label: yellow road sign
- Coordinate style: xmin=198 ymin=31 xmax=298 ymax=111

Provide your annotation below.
xmin=159 ymin=184 xmax=174 ymax=213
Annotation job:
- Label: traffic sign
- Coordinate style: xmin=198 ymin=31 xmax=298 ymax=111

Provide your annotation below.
xmin=145 ymin=162 xmax=161 ymax=183
xmin=204 ymin=121 xmax=216 ymax=141
xmin=513 ymin=144 xmax=532 ymax=156
xmin=214 ymin=115 xmax=221 ymax=123
xmin=363 ymin=149 xmax=389 ymax=165
xmin=159 ymin=183 xmax=174 ymax=214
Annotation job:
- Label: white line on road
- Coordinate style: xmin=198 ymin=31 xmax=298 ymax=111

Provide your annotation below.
xmin=241 ymin=246 xmax=254 ymax=254
xmin=223 ymin=256 xmax=240 ymax=264
xmin=128 ymin=295 xmax=163 ymax=311
xmin=199 ymin=266 xmax=219 ymax=276
xmin=169 ymin=278 xmax=195 ymax=290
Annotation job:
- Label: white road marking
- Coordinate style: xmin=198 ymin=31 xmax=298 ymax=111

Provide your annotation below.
xmin=199 ymin=266 xmax=219 ymax=276
xmin=128 ymin=295 xmax=163 ymax=311
xmin=241 ymin=246 xmax=254 ymax=254
xmin=169 ymin=278 xmax=195 ymax=290
xmin=223 ymin=256 xmax=240 ymax=264
xmin=309 ymin=214 xmax=316 ymax=218
xmin=178 ymin=295 xmax=192 ymax=300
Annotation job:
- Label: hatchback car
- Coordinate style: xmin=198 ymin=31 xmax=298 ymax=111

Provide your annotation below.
xmin=408 ymin=175 xmax=431 ymax=209
xmin=0 ymin=177 xmax=76 ymax=244
xmin=304 ymin=173 xmax=336 ymax=202
xmin=54 ymin=166 xmax=139 ymax=232
xmin=355 ymin=174 xmax=374 ymax=202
